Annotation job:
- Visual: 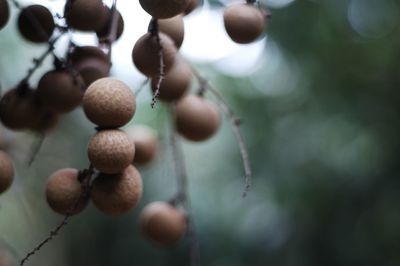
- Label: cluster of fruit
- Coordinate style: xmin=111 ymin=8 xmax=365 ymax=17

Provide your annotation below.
xmin=0 ymin=0 xmax=270 ymax=261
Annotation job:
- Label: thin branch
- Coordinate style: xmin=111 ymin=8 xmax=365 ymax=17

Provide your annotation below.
xmin=19 ymin=165 xmax=94 ymax=266
xmin=100 ymin=0 xmax=119 ymax=59
xmin=191 ymin=67 xmax=252 ymax=198
xmin=134 ymin=78 xmax=150 ymax=97
xmin=27 ymin=133 xmax=45 ymax=166
xmin=169 ymin=106 xmax=200 ymax=266
xmin=149 ymin=18 xmax=165 ymax=109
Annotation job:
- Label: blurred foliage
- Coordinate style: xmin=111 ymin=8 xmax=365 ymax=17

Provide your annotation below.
xmin=1 ymin=0 xmax=400 ymax=266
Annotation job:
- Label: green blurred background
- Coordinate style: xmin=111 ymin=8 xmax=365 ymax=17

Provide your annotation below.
xmin=1 ymin=0 xmax=400 ymax=265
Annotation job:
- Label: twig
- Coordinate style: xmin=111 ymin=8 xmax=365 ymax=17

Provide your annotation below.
xmin=27 ymin=133 xmax=45 ymax=166
xmin=134 ymin=78 xmax=150 ymax=97
xmin=149 ymin=18 xmax=165 ymax=109
xmin=100 ymin=0 xmax=119 ymax=59
xmin=19 ymin=165 xmax=94 ymax=266
xmin=169 ymin=106 xmax=200 ymax=266
xmin=191 ymin=67 xmax=252 ymax=198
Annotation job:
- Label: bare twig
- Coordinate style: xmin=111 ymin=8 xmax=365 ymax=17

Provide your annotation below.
xmin=134 ymin=78 xmax=150 ymax=97
xmin=169 ymin=106 xmax=200 ymax=266
xmin=191 ymin=67 xmax=252 ymax=198
xmin=19 ymin=165 xmax=94 ymax=266
xmin=149 ymin=18 xmax=165 ymax=108
xmin=100 ymin=0 xmax=119 ymax=59
xmin=27 ymin=133 xmax=45 ymax=166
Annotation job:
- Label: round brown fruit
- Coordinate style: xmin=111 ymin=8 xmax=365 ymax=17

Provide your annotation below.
xmin=223 ymin=4 xmax=266 ymax=44
xmin=132 ymin=32 xmax=177 ymax=77
xmin=0 ymin=151 xmax=14 ymax=194
xmin=68 ymin=46 xmax=111 ymax=86
xmin=139 ymin=0 xmax=190 ymax=19
xmin=37 ymin=70 xmax=84 ymax=113
xmin=18 ymin=5 xmax=55 ymax=43
xmin=158 ymin=15 xmax=185 ymax=48
xmin=0 ymin=88 xmax=41 ymax=130
xmin=175 ymin=95 xmax=220 ymax=141
xmin=126 ymin=125 xmax=158 ymax=165
xmin=184 ymin=0 xmax=200 ymax=15
xmin=83 ymin=78 xmax=135 ymax=128
xmin=46 ymin=168 xmax=88 ymax=215
xmin=140 ymin=201 xmax=187 ymax=245
xmin=151 ymin=58 xmax=191 ymax=102
xmin=0 ymin=0 xmax=10 ymax=30
xmin=96 ymin=9 xmax=124 ymax=41
xmin=91 ymin=165 xmax=142 ymax=215
xmin=88 ymin=129 xmax=135 ymax=174
xmin=65 ymin=0 xmax=109 ymax=32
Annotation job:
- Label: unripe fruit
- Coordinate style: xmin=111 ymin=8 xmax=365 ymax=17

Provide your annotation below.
xmin=184 ymin=0 xmax=200 ymax=15
xmin=126 ymin=125 xmax=158 ymax=165
xmin=132 ymin=32 xmax=177 ymax=77
xmin=68 ymin=46 xmax=111 ymax=86
xmin=0 ymin=0 xmax=10 ymax=30
xmin=96 ymin=10 xmax=124 ymax=41
xmin=223 ymin=4 xmax=266 ymax=44
xmin=83 ymin=78 xmax=135 ymax=128
xmin=158 ymin=15 xmax=185 ymax=48
xmin=64 ymin=0 xmax=109 ymax=32
xmin=151 ymin=58 xmax=191 ymax=102
xmin=46 ymin=168 xmax=88 ymax=215
xmin=0 ymin=151 xmax=14 ymax=194
xmin=91 ymin=165 xmax=142 ymax=215
xmin=139 ymin=0 xmax=190 ymax=19
xmin=140 ymin=202 xmax=187 ymax=245
xmin=88 ymin=129 xmax=135 ymax=174
xmin=0 ymin=88 xmax=40 ymax=130
xmin=37 ymin=70 xmax=84 ymax=113
xmin=175 ymin=95 xmax=220 ymax=141
xmin=17 ymin=5 xmax=55 ymax=43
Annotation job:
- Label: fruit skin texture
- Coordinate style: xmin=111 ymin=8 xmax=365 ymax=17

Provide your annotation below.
xmin=0 ymin=0 xmax=10 ymax=30
xmin=175 ymin=95 xmax=220 ymax=141
xmin=140 ymin=202 xmax=187 ymax=245
xmin=151 ymin=58 xmax=191 ymax=102
xmin=139 ymin=0 xmax=190 ymax=19
xmin=223 ymin=4 xmax=266 ymax=44
xmin=37 ymin=70 xmax=84 ymax=113
xmin=18 ymin=5 xmax=55 ymax=43
xmin=91 ymin=165 xmax=143 ymax=215
xmin=88 ymin=129 xmax=135 ymax=174
xmin=126 ymin=125 xmax=158 ymax=165
xmin=0 ymin=151 xmax=14 ymax=194
xmin=68 ymin=46 xmax=111 ymax=86
xmin=158 ymin=15 xmax=185 ymax=48
xmin=83 ymin=78 xmax=135 ymax=128
xmin=132 ymin=32 xmax=177 ymax=77
xmin=46 ymin=168 xmax=88 ymax=215
xmin=65 ymin=0 xmax=109 ymax=32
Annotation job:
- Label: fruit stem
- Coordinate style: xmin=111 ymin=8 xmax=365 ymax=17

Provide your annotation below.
xmin=149 ymin=18 xmax=165 ymax=109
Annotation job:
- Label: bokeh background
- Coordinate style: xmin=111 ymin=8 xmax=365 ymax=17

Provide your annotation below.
xmin=1 ymin=0 xmax=400 ymax=265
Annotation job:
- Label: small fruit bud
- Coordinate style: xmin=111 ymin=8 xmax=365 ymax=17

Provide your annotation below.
xmin=83 ymin=78 xmax=135 ymax=128
xmin=46 ymin=168 xmax=88 ymax=215
xmin=17 ymin=5 xmax=55 ymax=43
xmin=0 ymin=0 xmax=10 ymax=30
xmin=140 ymin=201 xmax=187 ymax=245
xmin=0 ymin=151 xmax=14 ymax=194
xmin=158 ymin=15 xmax=185 ymax=48
xmin=151 ymin=58 xmax=191 ymax=102
xmin=132 ymin=32 xmax=177 ymax=77
xmin=175 ymin=95 xmax=220 ymax=141
xmin=68 ymin=46 xmax=111 ymax=86
xmin=139 ymin=0 xmax=190 ymax=19
xmin=88 ymin=129 xmax=135 ymax=174
xmin=64 ymin=0 xmax=109 ymax=32
xmin=37 ymin=70 xmax=84 ymax=113
xmin=126 ymin=125 xmax=158 ymax=165
xmin=223 ymin=4 xmax=266 ymax=44
xmin=91 ymin=165 xmax=143 ymax=215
